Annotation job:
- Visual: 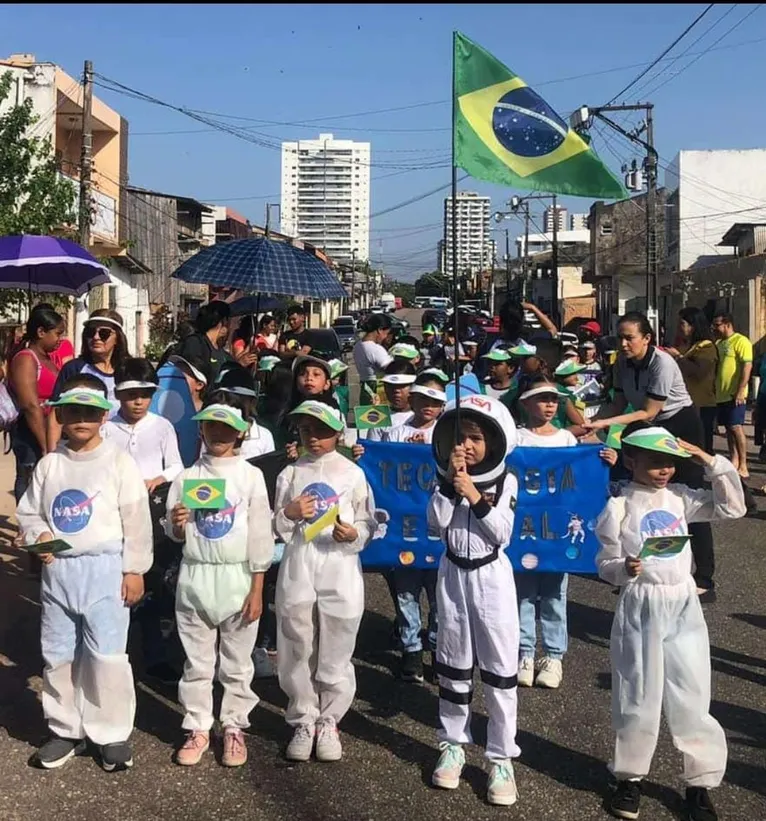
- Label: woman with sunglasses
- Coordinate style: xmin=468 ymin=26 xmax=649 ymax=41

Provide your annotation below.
xmin=47 ymin=309 xmax=131 ymax=452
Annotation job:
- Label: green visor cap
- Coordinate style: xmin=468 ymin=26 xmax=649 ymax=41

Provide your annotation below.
xmin=258 ymin=355 xmax=281 ymax=372
xmin=289 ymin=400 xmax=345 ymax=432
xmin=554 ymin=360 xmax=586 ymax=377
xmin=47 ymin=387 xmax=112 ymax=411
xmin=192 ymin=403 xmax=249 ymax=432
xmin=421 ymin=367 xmax=450 ymax=383
xmin=327 ymin=358 xmax=349 ymax=379
xmin=389 ymin=343 xmax=419 ymax=360
xmin=422 ymin=326 xmax=437 ymax=336
xmin=482 ymin=349 xmax=512 ymax=362
xmin=621 ymin=426 xmax=692 ymax=458
xmin=508 ymin=343 xmax=537 ymax=357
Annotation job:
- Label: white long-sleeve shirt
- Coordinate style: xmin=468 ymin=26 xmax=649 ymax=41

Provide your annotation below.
xmin=274 ymin=449 xmax=376 ymax=554
xmin=103 ymin=411 xmax=184 ymax=483
xmin=427 ymin=472 xmax=518 ymax=560
xmin=595 ymin=454 xmax=745 ymax=587
xmin=385 ymin=416 xmax=437 ymax=444
xmin=165 ymin=454 xmax=275 ymax=572
xmin=16 ymin=439 xmax=153 ymax=574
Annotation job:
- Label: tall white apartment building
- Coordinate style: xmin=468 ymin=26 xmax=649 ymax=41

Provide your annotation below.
xmin=569 ymin=212 xmax=588 ymax=230
xmin=441 ymin=191 xmax=492 ymax=276
xmin=280 ymin=133 xmax=370 ymax=263
xmin=543 ymin=205 xmax=568 ymax=233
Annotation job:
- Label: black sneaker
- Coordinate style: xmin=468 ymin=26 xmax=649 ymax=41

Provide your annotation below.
xmin=400 ymin=650 xmax=424 ymax=683
xmin=608 ymin=780 xmax=642 ymax=819
xmin=99 ymin=741 xmax=133 ymax=772
xmin=36 ymin=735 xmax=87 ymax=769
xmin=685 ymin=787 xmax=718 ymax=821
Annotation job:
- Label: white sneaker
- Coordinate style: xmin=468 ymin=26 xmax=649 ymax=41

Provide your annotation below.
xmin=487 ymin=759 xmax=518 ymax=806
xmin=315 ymin=717 xmax=342 ymax=762
xmin=253 ymin=647 xmax=275 ymax=679
xmin=535 ymin=656 xmax=563 ymax=689
xmin=285 ymin=723 xmax=315 ymax=761
xmin=432 ymin=742 xmax=465 ymax=789
xmin=518 ymin=657 xmax=535 ymax=687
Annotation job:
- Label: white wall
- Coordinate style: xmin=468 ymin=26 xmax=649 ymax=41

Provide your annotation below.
xmin=666 ymin=150 xmax=766 ymax=271
xmin=0 ymin=62 xmax=56 ymax=142
xmin=108 ymin=261 xmax=150 ymax=356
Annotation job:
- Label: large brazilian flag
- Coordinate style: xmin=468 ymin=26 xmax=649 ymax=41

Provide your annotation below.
xmin=454 ymin=32 xmax=627 ymax=200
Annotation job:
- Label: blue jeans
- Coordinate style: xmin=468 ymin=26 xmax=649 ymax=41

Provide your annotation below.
xmin=516 ymin=572 xmax=568 ymax=660
xmin=394 ymin=567 xmax=438 ymax=653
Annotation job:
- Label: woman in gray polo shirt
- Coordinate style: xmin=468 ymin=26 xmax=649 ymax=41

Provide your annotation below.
xmin=585 ymin=312 xmax=716 ymax=599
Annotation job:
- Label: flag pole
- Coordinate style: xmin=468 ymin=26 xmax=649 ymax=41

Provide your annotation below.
xmin=451 ymin=30 xmax=461 ymax=443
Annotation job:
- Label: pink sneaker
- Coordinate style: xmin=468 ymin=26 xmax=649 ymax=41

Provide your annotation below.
xmin=221 ymin=728 xmax=247 ymax=767
xmin=175 ymin=731 xmax=209 ymax=766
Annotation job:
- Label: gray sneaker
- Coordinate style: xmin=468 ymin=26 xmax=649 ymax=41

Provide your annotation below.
xmin=37 ymin=736 xmax=87 ymax=769
xmin=99 ymin=741 xmax=133 ymax=772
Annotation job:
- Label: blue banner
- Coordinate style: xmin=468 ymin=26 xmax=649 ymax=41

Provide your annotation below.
xmin=358 ymin=441 xmax=609 ymax=574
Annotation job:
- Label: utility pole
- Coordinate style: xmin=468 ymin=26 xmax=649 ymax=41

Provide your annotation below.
xmin=522 ymin=205 xmax=530 ymax=301
xmin=78 ymin=60 xmax=93 ymax=250
xmin=350 ymin=248 xmax=357 ymax=312
xmin=551 ymin=193 xmax=559 ymax=323
xmin=571 ymin=101 xmax=659 ymax=337
xmin=504 ymin=228 xmax=511 ymax=295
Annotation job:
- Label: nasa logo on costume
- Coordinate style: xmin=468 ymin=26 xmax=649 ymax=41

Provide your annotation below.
xmin=302 ymin=482 xmax=340 ymax=523
xmin=639 ymin=509 xmax=685 ymax=542
xmin=51 ymin=489 xmax=99 ymax=534
xmin=195 ymin=498 xmax=238 ymax=540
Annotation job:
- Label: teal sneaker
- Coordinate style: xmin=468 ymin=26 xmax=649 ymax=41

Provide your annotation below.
xmin=432 ymin=742 xmax=465 ymax=790
xmin=487 ymin=759 xmax=518 ymax=806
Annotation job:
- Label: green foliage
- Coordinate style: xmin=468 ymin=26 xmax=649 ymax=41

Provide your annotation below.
xmin=0 ymin=70 xmax=78 ymax=315
xmin=415 ymin=271 xmax=450 ymax=297
xmin=144 ymin=304 xmax=176 ymax=362
xmin=386 ymin=280 xmax=415 ymax=307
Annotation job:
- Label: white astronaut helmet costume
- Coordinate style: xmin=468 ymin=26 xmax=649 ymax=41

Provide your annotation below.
xmin=432 ymin=393 xmax=518 ymax=488
xmin=426 ymin=392 xmax=522 ymax=770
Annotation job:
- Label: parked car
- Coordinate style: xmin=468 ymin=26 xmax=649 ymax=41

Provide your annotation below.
xmin=331 ymin=317 xmax=358 ymax=354
xmin=422 ymin=309 xmax=448 ymax=331
xmin=303 ymin=327 xmax=343 ymax=362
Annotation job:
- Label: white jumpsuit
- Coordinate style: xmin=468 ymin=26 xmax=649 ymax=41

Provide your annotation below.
xmin=17 ymin=440 xmax=153 ymax=745
xmin=166 ymin=455 xmax=275 ymax=731
xmin=274 ymin=450 xmax=376 ymax=727
xmin=595 ymin=454 xmax=745 ymax=787
xmin=427 ymin=472 xmax=521 ymax=761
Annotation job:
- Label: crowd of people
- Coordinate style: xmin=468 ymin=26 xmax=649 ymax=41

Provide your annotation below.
xmin=3 ymin=295 xmax=754 ymax=821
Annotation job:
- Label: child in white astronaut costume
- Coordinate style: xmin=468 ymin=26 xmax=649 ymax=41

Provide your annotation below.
xmin=166 ymin=402 xmax=275 ymax=768
xmin=595 ymin=423 xmax=745 ymax=821
xmin=274 ymin=400 xmax=376 ymax=763
xmin=428 ymin=394 xmax=521 ymax=807
xmin=16 ymin=378 xmax=153 ymax=772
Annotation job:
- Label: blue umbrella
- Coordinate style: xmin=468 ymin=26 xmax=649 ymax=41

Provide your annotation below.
xmin=0 ymin=235 xmax=110 ymax=296
xmin=228 ymin=295 xmax=285 ymax=316
xmin=171 ymin=236 xmax=347 ymax=299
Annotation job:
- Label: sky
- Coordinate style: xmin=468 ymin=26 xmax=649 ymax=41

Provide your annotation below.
xmin=3 ymin=3 xmax=766 ymax=281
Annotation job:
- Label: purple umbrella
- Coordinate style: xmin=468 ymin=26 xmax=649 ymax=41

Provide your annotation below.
xmin=0 ymin=235 xmax=110 ymax=296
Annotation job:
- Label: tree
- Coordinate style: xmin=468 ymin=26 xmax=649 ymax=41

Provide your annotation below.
xmin=0 ymin=70 xmax=77 ymax=315
xmin=415 ymin=271 xmax=450 ymax=297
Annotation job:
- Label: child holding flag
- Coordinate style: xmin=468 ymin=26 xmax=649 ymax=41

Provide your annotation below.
xmin=274 ymin=400 xmax=376 ymax=763
xmin=17 ymin=375 xmax=153 ymax=772
xmin=166 ymin=401 xmax=275 ymax=768
xmin=386 ymin=372 xmax=447 ymax=683
xmin=595 ymin=422 xmax=744 ymax=821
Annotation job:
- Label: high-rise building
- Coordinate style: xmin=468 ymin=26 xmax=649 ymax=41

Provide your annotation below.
xmin=570 ymin=212 xmax=588 ymax=231
xmin=543 ymin=205 xmax=568 ymax=233
xmin=441 ymin=192 xmax=493 ymax=276
xmin=280 ymin=133 xmax=370 ymax=263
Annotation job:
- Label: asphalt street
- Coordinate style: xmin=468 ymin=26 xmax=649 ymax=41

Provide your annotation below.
xmin=0 ymin=311 xmax=763 ymax=820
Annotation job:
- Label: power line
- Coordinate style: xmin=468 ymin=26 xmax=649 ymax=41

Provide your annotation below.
xmin=629 ymin=4 xmax=740 ymax=99
xmin=640 ymin=4 xmax=764 ymax=98
xmin=605 ymin=3 xmax=715 ymax=105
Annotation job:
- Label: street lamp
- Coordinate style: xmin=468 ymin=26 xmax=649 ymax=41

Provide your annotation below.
xmin=350 ymin=247 xmax=358 ymax=312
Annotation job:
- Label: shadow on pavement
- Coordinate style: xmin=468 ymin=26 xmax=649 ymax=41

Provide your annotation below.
xmin=712 ymin=700 xmax=766 ymax=751
xmin=730 ymin=612 xmax=766 ymax=630
xmin=567 ymin=600 xmax=613 ymax=647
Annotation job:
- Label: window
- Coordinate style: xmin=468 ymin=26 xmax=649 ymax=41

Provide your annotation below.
xmin=600 ymin=222 xmax=613 ymax=236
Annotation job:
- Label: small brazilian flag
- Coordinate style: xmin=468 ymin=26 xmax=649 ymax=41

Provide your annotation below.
xmin=453 ymin=32 xmax=627 ymax=199
xmin=605 ymin=423 xmax=626 ymax=450
xmin=183 ymin=478 xmax=226 ymax=510
xmin=354 ymin=404 xmax=392 ymax=431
